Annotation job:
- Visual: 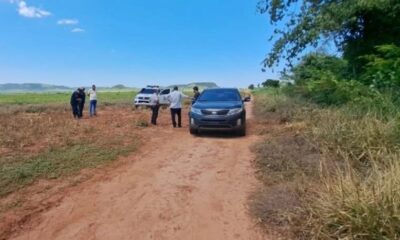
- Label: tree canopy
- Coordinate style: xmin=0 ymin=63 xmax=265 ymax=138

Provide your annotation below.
xmin=259 ymin=0 xmax=400 ymax=72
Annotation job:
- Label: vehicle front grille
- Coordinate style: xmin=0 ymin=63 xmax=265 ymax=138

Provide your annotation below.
xmin=202 ymin=119 xmax=225 ymax=122
xmin=199 ymin=125 xmax=231 ymax=129
xmin=201 ymin=109 xmax=229 ymax=115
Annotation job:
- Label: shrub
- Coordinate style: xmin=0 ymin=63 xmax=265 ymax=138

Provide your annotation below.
xmin=262 ymin=79 xmax=280 ymax=88
xmin=361 ymin=44 xmax=400 ymax=90
xmin=290 ymin=53 xmax=349 ymax=85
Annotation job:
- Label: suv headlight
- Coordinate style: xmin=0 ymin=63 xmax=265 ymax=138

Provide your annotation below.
xmin=191 ymin=107 xmax=202 ymax=115
xmin=228 ymin=108 xmax=243 ymax=115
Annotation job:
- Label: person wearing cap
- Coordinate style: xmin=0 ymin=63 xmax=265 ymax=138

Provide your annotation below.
xmin=149 ymin=89 xmax=160 ymax=125
xmin=192 ymin=86 xmax=200 ymax=104
xmin=87 ymin=85 xmax=97 ymax=117
xmin=167 ymin=86 xmax=189 ymax=128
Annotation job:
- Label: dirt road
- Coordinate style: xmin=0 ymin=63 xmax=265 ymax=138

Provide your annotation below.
xmin=11 ymin=104 xmax=265 ymax=240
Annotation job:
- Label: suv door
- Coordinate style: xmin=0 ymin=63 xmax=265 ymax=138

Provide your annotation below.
xmin=159 ymin=89 xmax=171 ymax=105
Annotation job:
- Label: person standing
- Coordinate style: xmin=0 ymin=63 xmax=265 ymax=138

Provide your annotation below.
xmin=70 ymin=89 xmax=81 ymax=119
xmin=192 ymin=86 xmax=200 ymax=104
xmin=167 ymin=86 xmax=189 ymax=128
xmin=87 ymin=85 xmax=97 ymax=117
xmin=78 ymin=87 xmax=86 ymax=118
xmin=149 ymin=89 xmax=160 ymax=125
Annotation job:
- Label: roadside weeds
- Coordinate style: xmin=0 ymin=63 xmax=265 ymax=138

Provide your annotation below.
xmin=251 ymin=89 xmax=400 ymax=239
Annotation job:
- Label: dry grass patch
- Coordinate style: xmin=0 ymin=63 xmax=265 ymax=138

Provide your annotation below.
xmin=252 ymin=88 xmax=400 ymax=239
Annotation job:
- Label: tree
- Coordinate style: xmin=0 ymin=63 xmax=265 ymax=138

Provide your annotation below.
xmin=258 ymin=0 xmax=400 ymax=73
xmin=262 ymin=79 xmax=280 ymax=88
xmin=248 ymin=84 xmax=255 ymax=90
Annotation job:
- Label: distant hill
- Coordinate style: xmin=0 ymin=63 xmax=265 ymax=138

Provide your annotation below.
xmin=111 ymin=84 xmax=128 ymax=89
xmin=167 ymin=82 xmax=218 ymax=90
xmin=0 ymin=82 xmax=217 ymax=93
xmin=0 ymin=83 xmax=73 ymax=93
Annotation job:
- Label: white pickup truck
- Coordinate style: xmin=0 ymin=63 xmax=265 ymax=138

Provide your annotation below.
xmin=133 ymin=86 xmax=171 ymax=108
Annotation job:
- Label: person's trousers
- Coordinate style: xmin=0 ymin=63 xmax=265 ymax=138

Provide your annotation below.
xmin=78 ymin=103 xmax=84 ymax=118
xmin=151 ymin=105 xmax=160 ymax=125
xmin=170 ymin=108 xmax=182 ymax=127
xmin=90 ymin=100 xmax=97 ymax=117
xmin=71 ymin=103 xmax=79 ymax=118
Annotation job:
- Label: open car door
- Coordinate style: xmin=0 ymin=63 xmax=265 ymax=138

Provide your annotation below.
xmin=159 ymin=89 xmax=171 ymax=105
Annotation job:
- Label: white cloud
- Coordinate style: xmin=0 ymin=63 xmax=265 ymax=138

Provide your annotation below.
xmin=71 ymin=28 xmax=85 ymax=33
xmin=57 ymin=19 xmax=79 ymax=25
xmin=10 ymin=0 xmax=51 ymax=18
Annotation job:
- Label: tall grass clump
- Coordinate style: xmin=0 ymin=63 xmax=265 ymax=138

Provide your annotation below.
xmin=307 ymin=105 xmax=400 ymax=169
xmin=303 ymin=97 xmax=400 ymax=239
xmin=309 ymin=156 xmax=400 ymax=239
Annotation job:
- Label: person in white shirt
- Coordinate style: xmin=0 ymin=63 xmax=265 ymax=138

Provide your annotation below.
xmin=150 ymin=89 xmax=160 ymax=125
xmin=167 ymin=86 xmax=189 ymax=128
xmin=87 ymin=85 xmax=97 ymax=117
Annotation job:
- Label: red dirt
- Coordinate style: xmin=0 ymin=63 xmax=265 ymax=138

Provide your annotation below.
xmin=5 ymin=103 xmax=267 ymax=240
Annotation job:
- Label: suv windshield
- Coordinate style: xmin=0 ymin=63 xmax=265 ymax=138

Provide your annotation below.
xmin=197 ymin=89 xmax=241 ymax=102
xmin=140 ymin=88 xmax=157 ymax=94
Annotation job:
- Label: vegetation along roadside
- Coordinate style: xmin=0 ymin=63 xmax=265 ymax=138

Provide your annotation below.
xmin=251 ymin=56 xmax=400 ymax=239
xmin=251 ymin=1 xmax=400 ymax=239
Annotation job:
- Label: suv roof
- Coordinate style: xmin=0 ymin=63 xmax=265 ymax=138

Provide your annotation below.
xmin=197 ymin=88 xmax=241 ymax=102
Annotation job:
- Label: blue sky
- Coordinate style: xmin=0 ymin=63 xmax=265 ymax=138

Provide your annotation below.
xmin=0 ymin=0 xmax=279 ymax=88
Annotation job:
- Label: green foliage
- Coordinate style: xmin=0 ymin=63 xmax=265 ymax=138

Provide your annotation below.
xmin=262 ymin=79 xmax=280 ymax=88
xmin=360 ymin=44 xmax=400 ymax=90
xmin=303 ymin=74 xmax=375 ymax=105
xmin=286 ymin=51 xmax=400 ymax=106
xmin=290 ymin=53 xmax=349 ymax=85
xmin=259 ymin=0 xmax=400 ymax=71
xmin=248 ymin=84 xmax=255 ymax=90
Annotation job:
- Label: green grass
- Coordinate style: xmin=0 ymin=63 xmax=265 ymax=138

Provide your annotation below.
xmin=0 ymin=141 xmax=137 ymax=197
xmin=0 ymin=91 xmax=137 ymax=105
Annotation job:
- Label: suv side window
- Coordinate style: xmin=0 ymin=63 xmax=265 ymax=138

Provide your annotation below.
xmin=161 ymin=89 xmax=170 ymax=95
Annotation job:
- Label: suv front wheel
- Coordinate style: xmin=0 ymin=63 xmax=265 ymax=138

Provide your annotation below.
xmin=190 ymin=127 xmax=198 ymax=135
xmin=237 ymin=125 xmax=246 ymax=136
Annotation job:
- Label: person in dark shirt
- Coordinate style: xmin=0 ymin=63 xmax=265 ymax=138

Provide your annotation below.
xmin=70 ymin=89 xmax=82 ymax=119
xmin=78 ymin=87 xmax=86 ymax=118
xmin=192 ymin=86 xmax=200 ymax=104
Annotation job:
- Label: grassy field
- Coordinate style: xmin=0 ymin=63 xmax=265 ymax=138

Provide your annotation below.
xmin=0 ymin=94 xmax=145 ymax=197
xmin=0 ymin=91 xmax=137 ymax=105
